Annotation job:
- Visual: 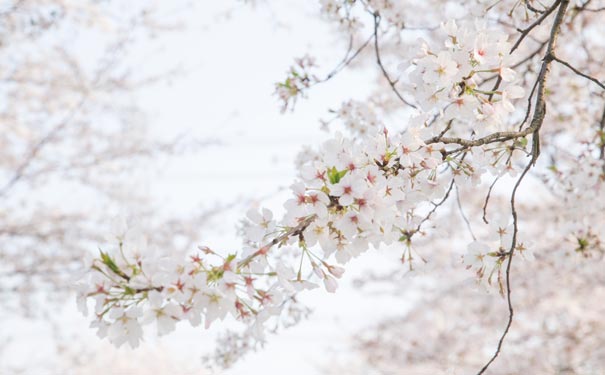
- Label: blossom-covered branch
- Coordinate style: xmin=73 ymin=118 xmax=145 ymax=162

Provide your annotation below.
xmin=77 ymin=0 xmax=605 ymax=372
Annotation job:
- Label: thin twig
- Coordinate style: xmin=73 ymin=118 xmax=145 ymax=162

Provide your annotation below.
xmin=318 ymin=33 xmax=374 ymax=83
xmin=372 ymin=12 xmax=417 ymax=109
xmin=518 ymin=76 xmax=541 ymax=131
xmin=510 ymin=0 xmax=562 ymax=53
xmin=236 ymin=214 xmax=317 ymax=271
xmin=552 ymin=55 xmax=605 ymax=90
xmin=482 ymin=176 xmax=501 ymax=224
xmin=412 ymin=179 xmax=455 ymax=237
xmin=525 ymin=0 xmax=546 ymax=13
xmin=599 ymin=104 xmax=605 ymax=173
xmin=455 ymin=184 xmax=476 ymax=241
xmin=476 ymin=156 xmax=533 ymax=375
xmin=578 ymin=6 xmax=605 ymax=12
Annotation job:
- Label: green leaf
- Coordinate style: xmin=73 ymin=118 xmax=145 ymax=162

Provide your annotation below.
xmin=327 ymin=167 xmax=348 ymax=184
xmin=99 ymin=250 xmax=121 ymax=276
xmin=576 ymin=237 xmax=589 ymax=252
xmin=517 ymin=137 xmax=528 ymax=148
xmin=207 ymin=267 xmax=225 ymax=283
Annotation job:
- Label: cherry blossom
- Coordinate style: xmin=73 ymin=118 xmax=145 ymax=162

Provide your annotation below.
xmin=76 ymin=0 xmax=605 ymax=373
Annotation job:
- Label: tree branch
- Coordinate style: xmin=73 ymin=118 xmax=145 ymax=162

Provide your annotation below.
xmin=372 ymin=12 xmax=417 ymax=109
xmin=477 ymin=1 xmax=570 ymax=373
xmin=552 ymin=55 xmax=605 ymax=90
xmin=510 ymin=0 xmax=562 ymax=53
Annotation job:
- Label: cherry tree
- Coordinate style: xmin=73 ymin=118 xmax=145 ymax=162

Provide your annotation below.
xmin=78 ymin=0 xmax=604 ymax=373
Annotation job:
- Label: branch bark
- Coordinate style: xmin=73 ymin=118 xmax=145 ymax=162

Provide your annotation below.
xmin=476 ymin=1 xmax=570 ymax=373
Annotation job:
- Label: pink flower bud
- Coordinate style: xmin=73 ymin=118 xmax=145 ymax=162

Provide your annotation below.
xmin=323 ymin=275 xmax=338 ymax=293
xmin=327 ymin=265 xmax=345 ymax=278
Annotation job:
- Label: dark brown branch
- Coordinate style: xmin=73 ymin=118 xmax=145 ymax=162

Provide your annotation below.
xmin=410 ymin=179 xmax=455 ymax=239
xmin=599 ymin=105 xmax=605 ymax=172
xmin=372 ymin=12 xmax=417 ymax=109
xmin=552 ymin=55 xmax=605 ymax=90
xmin=510 ymin=0 xmax=562 ymax=53
xmin=578 ymin=6 xmax=605 ymax=12
xmin=518 ymin=76 xmax=541 ymax=131
xmin=433 ymin=119 xmax=453 ymax=142
xmin=524 ymin=0 xmax=546 ymax=13
xmin=427 ymin=128 xmax=533 ymax=149
xmin=482 ymin=176 xmax=501 ymax=224
xmin=487 ymin=76 xmax=502 ymax=101
xmin=476 ymin=156 xmax=534 ymax=375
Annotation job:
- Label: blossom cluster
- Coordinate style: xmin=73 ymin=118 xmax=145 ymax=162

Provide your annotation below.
xmin=77 ymin=121 xmax=458 ymax=347
xmin=463 ymin=216 xmax=534 ymax=293
xmin=77 ymin=219 xmax=319 ymax=349
xmin=319 ymin=0 xmax=362 ymax=32
xmin=78 ymin=17 xmax=535 ymax=357
xmin=327 ymin=100 xmax=381 ymax=136
xmin=407 ymin=20 xmax=525 ymax=135
xmin=274 ymin=55 xmax=318 ymax=112
xmin=547 ymin=155 xmax=605 ymax=258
